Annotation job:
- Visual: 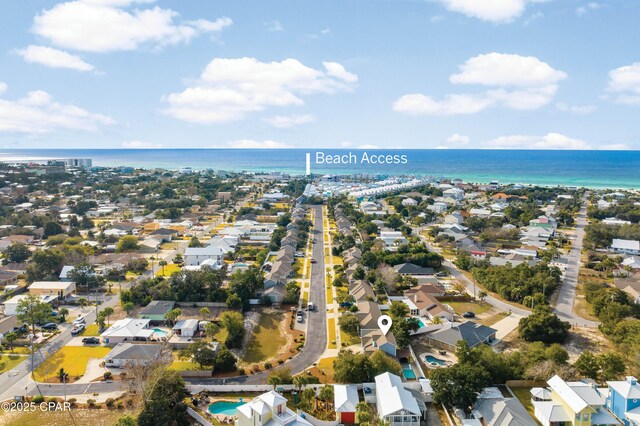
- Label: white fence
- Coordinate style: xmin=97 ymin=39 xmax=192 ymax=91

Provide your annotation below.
xmin=187 ymin=406 xmax=214 ymax=426
xmin=187 ymin=384 xmax=335 ymax=394
xmin=297 ymin=410 xmax=339 ymax=426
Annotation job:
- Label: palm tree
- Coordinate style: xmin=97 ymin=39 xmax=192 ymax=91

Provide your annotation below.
xmin=356 ymin=402 xmax=373 ymax=425
xmin=58 ymin=307 xmax=69 ymax=322
xmin=159 ymin=260 xmax=167 ymax=276
xmin=199 ymin=307 xmax=210 ymax=320
xmin=102 ymin=307 xmax=114 ymax=327
xmin=166 ymin=308 xmax=182 ymax=326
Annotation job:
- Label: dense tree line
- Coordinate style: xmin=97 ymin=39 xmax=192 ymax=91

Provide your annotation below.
xmin=585 ymin=223 xmax=640 ymax=248
xmin=471 ymin=263 xmax=561 ymax=305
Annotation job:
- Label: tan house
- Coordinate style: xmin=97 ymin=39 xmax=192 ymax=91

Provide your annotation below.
xmin=28 ymin=281 xmax=76 ymax=299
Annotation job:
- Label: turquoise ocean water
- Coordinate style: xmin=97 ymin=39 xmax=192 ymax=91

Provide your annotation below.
xmin=1 ymin=149 xmax=639 ymax=189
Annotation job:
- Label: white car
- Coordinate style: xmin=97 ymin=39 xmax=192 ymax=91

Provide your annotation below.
xmin=71 ymin=323 xmax=85 ymax=335
xmin=73 ymin=317 xmax=86 ymax=325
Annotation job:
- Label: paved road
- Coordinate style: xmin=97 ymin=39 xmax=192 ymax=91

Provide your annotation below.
xmin=189 ymin=204 xmax=329 ymax=386
xmin=0 ymin=294 xmax=120 ymax=401
xmin=553 ymin=194 xmax=599 ymax=328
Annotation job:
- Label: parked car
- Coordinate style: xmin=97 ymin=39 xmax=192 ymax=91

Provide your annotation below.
xmin=339 ymin=302 xmax=353 ymax=308
xmin=71 ymin=323 xmax=85 ymax=335
xmin=73 ymin=317 xmax=86 ymax=325
xmin=436 ymin=272 xmax=448 ymax=277
xmin=41 ymin=323 xmax=58 ymax=330
xmin=307 ymin=302 xmax=315 ymax=311
xmin=462 ymin=311 xmax=476 ymax=318
xmin=310 ymin=258 xmax=317 ymax=264
xmin=82 ymin=337 xmax=100 ymax=345
xmin=296 ymin=315 xmax=304 ymax=323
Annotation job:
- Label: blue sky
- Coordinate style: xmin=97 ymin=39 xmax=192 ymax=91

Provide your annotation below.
xmin=0 ymin=0 xmax=639 ymax=150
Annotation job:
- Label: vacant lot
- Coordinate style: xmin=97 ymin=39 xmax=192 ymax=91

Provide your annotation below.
xmin=446 ymin=301 xmax=492 ymax=316
xmin=33 ymin=346 xmax=111 ymax=382
xmin=0 ymin=407 xmax=139 ymax=426
xmin=80 ymin=324 xmax=100 ymax=336
xmin=243 ymin=311 xmax=287 ymax=364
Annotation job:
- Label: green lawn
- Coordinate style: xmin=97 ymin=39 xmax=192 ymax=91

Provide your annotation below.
xmin=33 ymin=346 xmax=111 ymax=382
xmin=0 ymin=408 xmax=140 ymax=426
xmin=242 ymin=311 xmax=286 ymax=364
xmin=510 ymin=387 xmax=541 ymax=425
xmin=446 ymin=301 xmax=493 ymax=316
xmin=0 ymin=354 xmax=27 ymax=374
xmin=80 ymin=324 xmax=100 ymax=336
xmin=327 ymin=318 xmax=337 ymax=349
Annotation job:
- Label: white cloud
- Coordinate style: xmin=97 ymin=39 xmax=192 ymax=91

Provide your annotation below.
xmin=32 ymin=0 xmax=232 ymax=52
xmin=607 ymin=62 xmax=640 ymax=105
xmin=162 ymin=57 xmax=357 ymax=123
xmin=122 ymin=140 xmax=163 ymax=148
xmin=449 ymin=53 xmax=566 ymax=87
xmin=393 ymin=93 xmax=493 ymax=115
xmin=264 ymin=114 xmax=316 ymax=128
xmin=0 ymin=84 xmax=114 ymax=133
xmin=357 ymin=144 xmax=380 ymax=149
xmin=0 ymin=82 xmax=8 ymax=95
xmin=484 ymin=133 xmax=591 ymax=149
xmin=16 ymin=45 xmax=94 ymax=71
xmin=556 ymin=102 xmax=596 ymax=115
xmin=394 ymin=52 xmax=565 ymax=115
xmin=341 ymin=141 xmax=352 ymax=147
xmin=225 ymin=139 xmax=292 ymax=149
xmin=576 ymin=2 xmax=603 ymax=16
xmin=446 ymin=133 xmax=471 ymax=146
xmin=439 ymin=0 xmax=528 ymax=23
xmin=264 ymin=20 xmax=284 ymax=32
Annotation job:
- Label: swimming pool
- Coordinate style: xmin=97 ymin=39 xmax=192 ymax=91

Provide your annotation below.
xmin=415 ymin=318 xmax=426 ymax=328
xmin=153 ymin=328 xmax=168 ymax=336
xmin=208 ymin=401 xmax=244 ymax=416
xmin=402 ymin=364 xmax=417 ymax=380
xmin=425 ymin=355 xmax=447 ymax=366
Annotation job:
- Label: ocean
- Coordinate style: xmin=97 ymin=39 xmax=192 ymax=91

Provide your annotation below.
xmin=1 ymin=149 xmax=639 ymax=189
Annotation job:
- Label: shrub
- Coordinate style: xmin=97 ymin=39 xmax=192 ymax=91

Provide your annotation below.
xmin=32 ymin=395 xmax=45 ymax=403
xmin=116 ymin=401 xmax=124 ymax=409
xmin=237 ymin=368 xmax=245 ymax=376
xmin=278 ymin=359 xmax=284 ymax=365
xmin=106 ymin=398 xmax=115 ymax=408
xmin=264 ymin=362 xmax=272 ymax=370
xmin=68 ymin=398 xmax=77 ymax=406
xmin=87 ymin=399 xmax=96 ymax=407
xmin=103 ymin=371 xmax=113 ymax=380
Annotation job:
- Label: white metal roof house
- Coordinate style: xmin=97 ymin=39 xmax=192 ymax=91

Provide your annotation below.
xmin=375 ymin=372 xmax=425 ymax=426
xmin=235 ymin=390 xmax=312 ymax=426
xmin=183 ymin=246 xmax=225 ymax=267
xmin=100 ymin=318 xmax=153 ymax=345
xmin=533 ymin=375 xmax=619 ymax=426
xmin=172 ymin=319 xmax=199 ymax=338
xmin=611 ymin=239 xmax=640 ymax=255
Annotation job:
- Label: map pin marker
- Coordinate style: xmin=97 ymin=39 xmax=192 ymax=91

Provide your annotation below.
xmin=378 ymin=315 xmax=393 ymax=335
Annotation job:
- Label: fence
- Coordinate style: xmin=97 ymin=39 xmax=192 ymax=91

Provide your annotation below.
xmin=174 ymin=301 xmax=226 ymax=308
xmin=297 ymin=410 xmax=339 ymax=426
xmin=180 ymin=370 xmax=213 ymax=378
xmin=187 ymin=406 xmax=214 ymax=426
xmin=505 ymin=380 xmax=546 ymax=388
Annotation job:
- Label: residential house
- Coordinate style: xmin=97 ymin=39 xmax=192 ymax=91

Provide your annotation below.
xmin=471 ymin=387 xmax=537 ymax=426
xmin=394 ymin=263 xmax=435 ymax=276
xmin=426 ymin=321 xmax=496 ymax=352
xmin=529 ymin=216 xmax=558 ymax=230
xmin=445 ymin=212 xmax=464 ymax=225
xmin=533 ymin=375 xmax=619 ymax=426
xmin=403 ymin=286 xmax=454 ymax=322
xmin=172 ymin=319 xmax=199 ymax=337
xmin=374 ymin=372 xmax=425 ymax=426
xmin=361 ymin=330 xmax=397 ymax=357
xmin=235 ymin=390 xmax=312 ymax=426
xmin=402 ymin=198 xmax=418 ymax=207
xmin=183 ymin=246 xmax=225 ymax=267
xmin=0 ymin=315 xmax=18 ymax=344
xmin=3 ymin=294 xmax=57 ymax=316
xmin=443 ymin=188 xmax=465 ymax=200
xmin=0 ymin=270 xmax=18 ymax=286
xmin=380 ymin=231 xmax=408 ymax=251
xmin=28 ymin=281 xmax=76 ymax=299
xmin=606 ymin=376 xmax=640 ymax=426
xmin=334 ymin=384 xmax=360 ymax=424
xmin=100 ymin=318 xmax=154 ymax=344
xmin=469 ymin=208 xmax=492 ymax=218
xmin=104 ymin=343 xmax=163 ymax=368
xmin=138 ymin=300 xmax=175 ymax=324
xmin=611 ymin=240 xmax=640 ymax=256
